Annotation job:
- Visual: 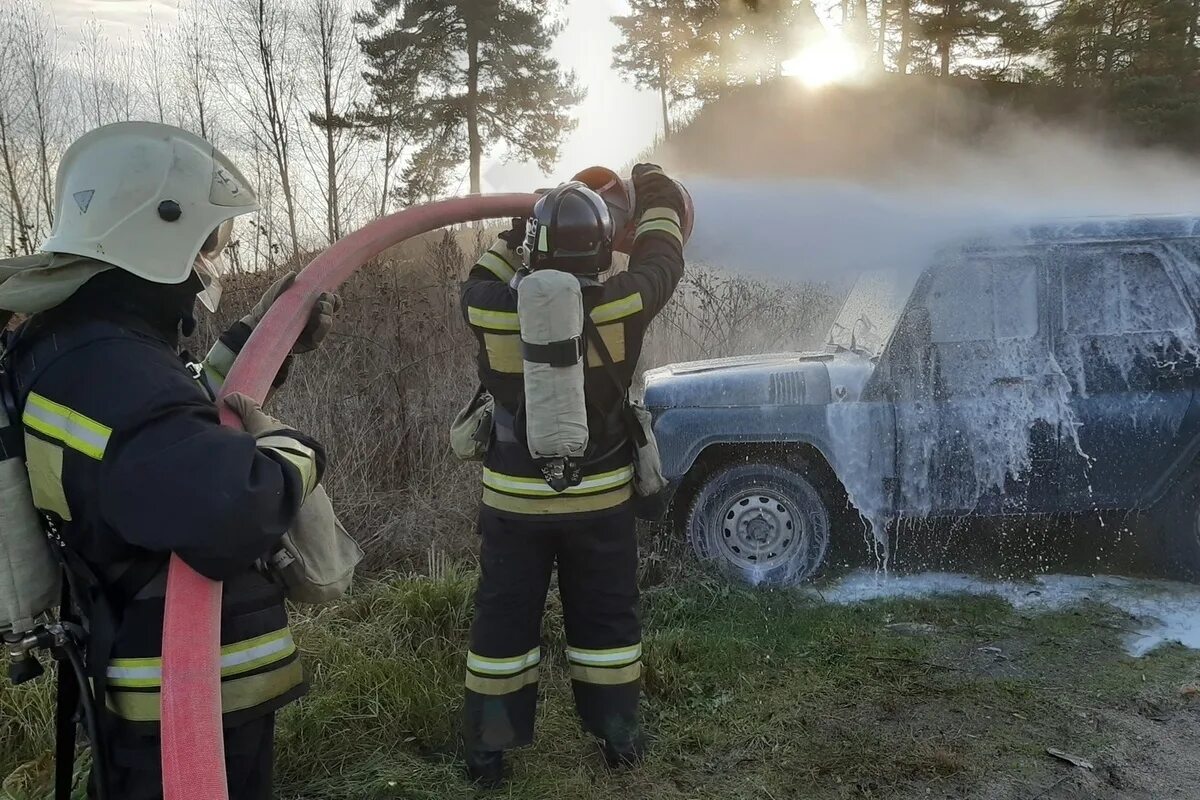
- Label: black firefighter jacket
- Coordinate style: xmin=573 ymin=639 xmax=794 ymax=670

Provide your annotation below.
xmin=461 ymin=202 xmax=686 ymax=520
xmin=7 ymin=277 xmax=322 ymax=729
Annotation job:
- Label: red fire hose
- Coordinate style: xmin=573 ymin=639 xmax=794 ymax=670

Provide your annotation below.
xmin=159 ymin=194 xmax=539 ymax=800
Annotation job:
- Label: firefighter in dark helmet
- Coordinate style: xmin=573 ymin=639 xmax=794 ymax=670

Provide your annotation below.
xmin=459 ymin=164 xmax=686 ymax=785
xmin=0 ymin=122 xmax=340 ymax=800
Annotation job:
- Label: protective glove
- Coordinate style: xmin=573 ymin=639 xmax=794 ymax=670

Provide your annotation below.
xmin=225 ymin=392 xmax=326 ymax=499
xmin=631 ymin=163 xmax=684 ymax=219
xmin=241 ymin=272 xmax=343 ymax=354
xmin=223 ymin=392 xmax=286 ymax=437
xmin=498 ymin=217 xmax=527 ymax=252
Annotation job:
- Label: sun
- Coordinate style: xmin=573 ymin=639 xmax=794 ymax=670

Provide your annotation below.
xmin=781 ymin=32 xmax=864 ymax=89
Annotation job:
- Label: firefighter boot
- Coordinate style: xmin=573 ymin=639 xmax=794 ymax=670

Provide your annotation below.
xmin=465 ymin=749 xmax=505 ymax=789
xmin=602 ymin=732 xmax=646 ymax=770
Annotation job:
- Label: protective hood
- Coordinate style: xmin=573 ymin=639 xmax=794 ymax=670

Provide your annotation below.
xmin=0 ymin=253 xmax=115 ymax=314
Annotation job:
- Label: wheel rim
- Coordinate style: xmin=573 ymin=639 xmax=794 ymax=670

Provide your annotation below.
xmin=717 ymin=490 xmax=807 ymax=571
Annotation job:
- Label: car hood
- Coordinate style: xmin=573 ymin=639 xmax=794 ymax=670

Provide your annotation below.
xmin=643 ymin=351 xmax=876 ymax=409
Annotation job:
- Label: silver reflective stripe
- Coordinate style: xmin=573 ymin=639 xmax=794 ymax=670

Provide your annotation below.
xmin=107 ymin=631 xmax=297 ymax=685
xmin=107 ymin=664 xmax=161 ymax=682
xmin=466 ymin=647 xmax=541 ymax=676
xmin=23 ymin=393 xmax=111 ymax=460
xmin=566 ymin=643 xmax=642 ymax=666
xmin=482 ymin=466 xmax=634 ymax=497
xmin=221 ymin=633 xmax=295 ymax=671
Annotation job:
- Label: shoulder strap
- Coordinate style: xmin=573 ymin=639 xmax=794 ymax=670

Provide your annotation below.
xmin=582 ymin=318 xmax=648 ymax=448
xmin=582 ymin=317 xmax=626 ymax=396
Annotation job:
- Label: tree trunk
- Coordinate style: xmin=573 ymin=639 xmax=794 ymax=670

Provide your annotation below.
xmin=898 ymin=0 xmax=911 ymax=74
xmin=380 ymin=112 xmax=394 ymax=217
xmin=322 ymin=26 xmax=339 ymax=243
xmin=658 ymin=62 xmax=672 ymax=139
xmin=877 ymin=0 xmax=889 ymax=66
xmin=1190 ymin=0 xmax=1199 ymax=64
xmin=466 ymin=12 xmax=482 ymax=195
xmin=34 ymin=108 xmax=52 ymax=227
xmin=940 ymin=1 xmax=953 ymax=79
xmin=257 ymin=0 xmax=299 ymax=255
xmin=0 ymin=113 xmax=31 ymax=255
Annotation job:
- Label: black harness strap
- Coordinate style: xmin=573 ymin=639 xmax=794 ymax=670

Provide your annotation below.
xmin=521 ymin=335 xmax=584 ymax=367
xmin=582 ymin=319 xmax=647 ymax=448
xmin=53 ymin=577 xmax=80 ymax=800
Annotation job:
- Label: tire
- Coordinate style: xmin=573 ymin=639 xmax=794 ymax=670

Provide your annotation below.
xmin=1153 ymin=470 xmax=1200 ymax=581
xmin=685 ymin=462 xmax=832 ymax=587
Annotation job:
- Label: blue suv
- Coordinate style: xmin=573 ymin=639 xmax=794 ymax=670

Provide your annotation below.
xmin=643 ymin=216 xmax=1200 ymax=586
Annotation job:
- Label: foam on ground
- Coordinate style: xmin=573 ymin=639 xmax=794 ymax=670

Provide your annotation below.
xmin=814 ymin=570 xmax=1200 ymax=656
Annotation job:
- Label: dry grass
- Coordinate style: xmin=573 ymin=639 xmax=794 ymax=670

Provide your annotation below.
xmin=198 ymin=233 xmax=842 ymax=570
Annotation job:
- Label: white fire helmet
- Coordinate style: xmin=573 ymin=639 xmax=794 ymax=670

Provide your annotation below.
xmin=41 ymin=122 xmax=259 ymax=312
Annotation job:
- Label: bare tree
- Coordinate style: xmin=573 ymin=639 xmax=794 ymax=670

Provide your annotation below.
xmin=142 ymin=9 xmax=171 ymax=124
xmin=300 ymin=0 xmax=360 ymax=244
xmin=14 ymin=0 xmax=59 ymax=232
xmin=220 ymin=0 xmax=302 ymax=254
xmin=109 ymin=40 xmax=140 ymax=122
xmin=73 ymin=17 xmax=109 ymax=129
xmin=0 ymin=23 xmax=32 ymax=255
xmin=175 ymin=1 xmax=219 ymax=142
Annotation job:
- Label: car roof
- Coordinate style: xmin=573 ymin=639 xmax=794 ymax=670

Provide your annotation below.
xmin=960 ymin=214 xmax=1200 ymax=250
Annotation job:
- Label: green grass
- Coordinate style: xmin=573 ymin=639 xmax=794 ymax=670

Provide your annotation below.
xmin=3 ymin=570 xmax=1199 ymax=799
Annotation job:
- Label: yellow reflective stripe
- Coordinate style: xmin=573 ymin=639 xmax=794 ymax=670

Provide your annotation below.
xmin=107 ymin=629 xmax=297 ymax=687
xmin=585 ymin=322 xmax=626 ymax=364
xmin=478 ymin=249 xmax=517 ymax=282
xmin=566 ymin=643 xmax=642 ymax=667
xmin=465 ymin=666 xmax=540 ymax=696
xmin=538 ymin=227 xmax=549 ymax=252
xmin=258 ymin=436 xmax=318 ymax=498
xmin=482 ymin=484 xmax=632 ymax=516
xmin=24 ymin=435 xmax=72 ymax=521
xmin=589 ymin=292 xmax=644 ymax=324
xmin=482 ymin=466 xmax=634 ymax=497
xmin=468 ymin=306 xmax=521 ymax=332
xmin=640 ymin=207 xmax=681 ymax=226
xmin=23 ymin=392 xmax=111 ymax=460
xmin=636 ymin=218 xmax=683 ymax=244
xmin=219 ymin=629 xmax=297 ymax=678
xmin=107 ymin=659 xmax=304 ymax=722
xmin=569 ymin=661 xmax=642 ymax=686
xmin=467 ymin=647 xmax=541 ymax=676
xmin=483 ymin=332 xmax=523 ymax=373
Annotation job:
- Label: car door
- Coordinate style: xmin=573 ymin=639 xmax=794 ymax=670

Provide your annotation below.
xmin=886 ymin=250 xmax=1059 ymax=517
xmin=1052 ymin=243 xmax=1200 ymax=510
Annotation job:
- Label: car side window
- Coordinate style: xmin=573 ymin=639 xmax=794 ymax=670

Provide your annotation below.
xmin=1062 ymin=251 xmax=1190 ymax=336
xmin=929 ymin=257 xmax=1040 ymax=344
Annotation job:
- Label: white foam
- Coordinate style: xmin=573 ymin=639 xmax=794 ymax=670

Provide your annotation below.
xmin=813 ymin=570 xmax=1200 ymax=656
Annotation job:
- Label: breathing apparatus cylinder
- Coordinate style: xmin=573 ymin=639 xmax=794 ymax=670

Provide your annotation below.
xmin=0 ymin=395 xmax=59 ymax=640
xmin=0 ymin=379 xmax=62 ymax=685
xmin=518 ymin=269 xmax=588 ymax=491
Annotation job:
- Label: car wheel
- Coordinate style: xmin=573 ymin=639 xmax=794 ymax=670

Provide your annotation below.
xmin=686 ymin=462 xmax=832 ymax=587
xmin=1154 ymin=470 xmax=1200 ymax=581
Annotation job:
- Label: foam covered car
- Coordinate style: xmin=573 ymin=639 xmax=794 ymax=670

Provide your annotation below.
xmin=643 ymin=216 xmax=1200 ymax=586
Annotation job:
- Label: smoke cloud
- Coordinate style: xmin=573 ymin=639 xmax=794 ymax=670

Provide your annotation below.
xmin=662 ymin=78 xmax=1200 ymax=282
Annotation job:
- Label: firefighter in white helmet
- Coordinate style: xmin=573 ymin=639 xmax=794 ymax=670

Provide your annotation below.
xmin=0 ymin=122 xmax=339 ymax=800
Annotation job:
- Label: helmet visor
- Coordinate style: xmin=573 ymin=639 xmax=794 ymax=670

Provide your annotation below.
xmin=193 ymin=219 xmax=235 ymax=312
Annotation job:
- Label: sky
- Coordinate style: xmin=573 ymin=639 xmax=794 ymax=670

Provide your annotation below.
xmin=47 ymin=0 xmax=665 ymax=193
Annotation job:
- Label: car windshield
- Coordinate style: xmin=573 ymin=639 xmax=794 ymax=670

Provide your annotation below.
xmin=826 ymin=270 xmax=918 ymax=356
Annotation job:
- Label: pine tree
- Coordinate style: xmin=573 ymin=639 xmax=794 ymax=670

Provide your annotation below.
xmin=357 ymin=0 xmax=583 ymax=197
xmin=612 ymin=0 xmax=695 ymax=137
xmin=913 ymin=0 xmax=1036 ymax=78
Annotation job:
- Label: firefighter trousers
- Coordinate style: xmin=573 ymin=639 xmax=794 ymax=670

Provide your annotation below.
xmin=89 ymin=714 xmax=276 ymax=800
xmin=463 ymin=507 xmax=641 ymax=751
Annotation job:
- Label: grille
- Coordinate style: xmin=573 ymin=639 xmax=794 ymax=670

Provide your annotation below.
xmin=768 ymin=371 xmax=805 ymax=405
